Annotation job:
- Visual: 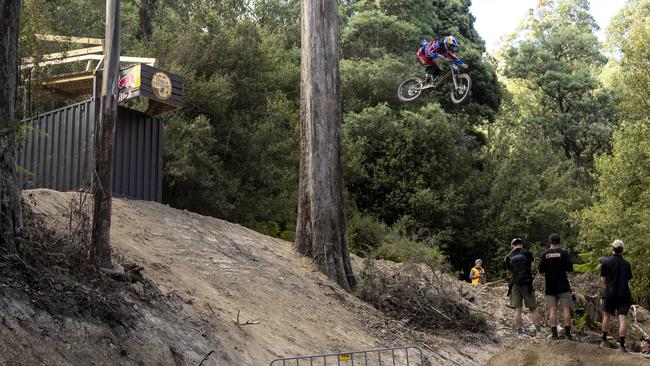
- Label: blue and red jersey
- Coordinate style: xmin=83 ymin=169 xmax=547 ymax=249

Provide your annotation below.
xmin=417 ymin=39 xmax=464 ymax=66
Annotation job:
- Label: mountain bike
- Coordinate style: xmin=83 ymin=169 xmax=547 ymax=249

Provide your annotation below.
xmin=397 ymin=63 xmax=472 ymax=104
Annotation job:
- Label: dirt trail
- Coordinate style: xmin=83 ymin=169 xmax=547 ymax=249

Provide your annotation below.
xmin=487 ymin=339 xmax=649 ymax=365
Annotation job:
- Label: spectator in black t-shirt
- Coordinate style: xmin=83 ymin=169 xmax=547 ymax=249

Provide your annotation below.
xmin=600 ymin=239 xmax=633 ymax=352
xmin=539 ymin=233 xmax=574 ymax=339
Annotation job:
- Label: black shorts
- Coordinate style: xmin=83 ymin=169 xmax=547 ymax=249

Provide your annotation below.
xmin=603 ymin=296 xmax=631 ymax=316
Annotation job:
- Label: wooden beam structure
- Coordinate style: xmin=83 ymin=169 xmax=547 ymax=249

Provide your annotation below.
xmin=35 ymin=34 xmax=104 ymax=46
xmin=21 ymin=54 xmax=156 ymax=69
xmin=22 ymin=45 xmax=104 ymax=64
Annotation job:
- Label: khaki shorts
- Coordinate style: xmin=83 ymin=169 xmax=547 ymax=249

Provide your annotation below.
xmin=546 ymin=292 xmax=573 ymax=308
xmin=510 ymin=283 xmax=537 ymax=309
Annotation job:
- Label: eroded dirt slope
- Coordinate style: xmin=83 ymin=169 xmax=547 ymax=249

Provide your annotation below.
xmin=0 ymin=189 xmax=502 ymax=366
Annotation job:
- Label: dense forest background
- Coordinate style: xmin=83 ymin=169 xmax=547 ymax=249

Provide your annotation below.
xmin=16 ymin=0 xmax=650 ymax=305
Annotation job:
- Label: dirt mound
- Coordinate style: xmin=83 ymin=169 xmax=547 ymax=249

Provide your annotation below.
xmin=0 ymin=189 xmax=502 ymax=365
xmin=487 ymin=339 xmax=649 ymax=365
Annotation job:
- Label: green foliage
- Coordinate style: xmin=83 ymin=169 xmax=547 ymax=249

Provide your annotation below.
xmin=342 ymin=10 xmax=419 ymax=59
xmin=573 ymin=253 xmax=599 ymax=273
xmin=163 ymin=114 xmax=236 ymax=217
xmin=503 ymin=0 xmax=616 ymax=168
xmin=341 ymin=56 xmax=415 ymax=112
xmin=372 ymin=232 xmax=445 ymax=268
xmin=575 ymin=0 xmax=650 ymax=305
xmin=254 ymin=221 xmax=295 ymax=242
xmin=579 ymin=120 xmax=650 ymax=305
xmin=480 ymin=124 xmax=589 ymax=250
xmin=343 ymin=103 xmax=473 ymax=226
xmin=347 ymin=212 xmax=388 ymax=257
xmin=603 ymin=0 xmax=650 ymax=120
xmin=572 ymin=309 xmax=588 ymax=331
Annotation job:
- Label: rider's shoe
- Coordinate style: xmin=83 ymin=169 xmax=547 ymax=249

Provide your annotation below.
xmin=423 ymin=76 xmax=434 ymax=87
xmin=423 ymin=76 xmax=439 ymax=89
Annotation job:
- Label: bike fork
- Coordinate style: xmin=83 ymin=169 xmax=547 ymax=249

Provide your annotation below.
xmin=451 ymin=71 xmax=459 ymax=90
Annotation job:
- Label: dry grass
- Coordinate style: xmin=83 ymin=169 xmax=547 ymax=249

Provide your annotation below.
xmin=0 ymin=193 xmax=149 ymax=329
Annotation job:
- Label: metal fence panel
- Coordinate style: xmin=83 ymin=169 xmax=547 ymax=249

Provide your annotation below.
xmin=17 ymin=99 xmax=95 ymax=193
xmin=17 ymin=99 xmax=163 ymax=202
xmin=270 ymin=346 xmax=425 ymax=366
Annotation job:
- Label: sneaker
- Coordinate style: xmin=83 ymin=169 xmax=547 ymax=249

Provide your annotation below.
xmin=599 ymin=341 xmax=609 ymax=348
xmin=618 ymin=345 xmax=627 ymax=353
xmin=422 ymin=77 xmax=435 ymax=89
xmin=565 ymin=334 xmax=574 ymax=341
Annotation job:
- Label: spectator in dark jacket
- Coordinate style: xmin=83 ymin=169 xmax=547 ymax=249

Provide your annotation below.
xmin=600 ymin=239 xmax=633 ymax=352
xmin=539 ymin=233 xmax=574 ymax=339
xmin=505 ymin=238 xmax=542 ymax=336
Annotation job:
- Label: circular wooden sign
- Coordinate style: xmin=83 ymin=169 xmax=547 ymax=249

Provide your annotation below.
xmin=151 ymin=72 xmax=172 ymax=100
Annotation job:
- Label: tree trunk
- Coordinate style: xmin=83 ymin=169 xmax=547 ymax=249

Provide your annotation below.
xmin=296 ymin=0 xmax=356 ymax=292
xmin=138 ymin=0 xmax=157 ymax=41
xmin=0 ymin=0 xmax=23 ymax=252
xmin=91 ymin=0 xmax=120 ymax=268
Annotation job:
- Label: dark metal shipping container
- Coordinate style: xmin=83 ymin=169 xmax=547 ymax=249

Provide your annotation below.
xmin=17 ymin=98 xmax=163 ymax=202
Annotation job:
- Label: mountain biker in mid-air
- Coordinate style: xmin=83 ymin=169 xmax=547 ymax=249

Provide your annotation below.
xmin=416 ymin=36 xmax=467 ymax=86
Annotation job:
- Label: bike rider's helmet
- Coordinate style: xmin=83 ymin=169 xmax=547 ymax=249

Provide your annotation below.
xmin=443 ymin=36 xmax=460 ymax=52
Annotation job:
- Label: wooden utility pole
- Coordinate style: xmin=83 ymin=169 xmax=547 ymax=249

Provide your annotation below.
xmin=91 ymin=0 xmax=121 ymax=268
xmin=0 ymin=0 xmax=24 ymax=252
xmin=296 ymin=0 xmax=356 ymax=291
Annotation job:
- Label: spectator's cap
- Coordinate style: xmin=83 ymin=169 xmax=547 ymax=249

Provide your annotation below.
xmin=511 ymin=238 xmax=523 ymax=246
xmin=612 ymin=239 xmax=624 ymax=249
xmin=475 ymin=259 xmax=482 ymax=265
xmin=549 ymin=233 xmax=561 ymax=244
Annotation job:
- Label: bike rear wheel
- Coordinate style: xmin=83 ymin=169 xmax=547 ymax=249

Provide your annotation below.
xmin=450 ymin=74 xmax=471 ymax=104
xmin=398 ymin=77 xmax=424 ymax=102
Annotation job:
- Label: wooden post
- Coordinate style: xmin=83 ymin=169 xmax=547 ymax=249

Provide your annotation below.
xmin=0 ymin=0 xmax=23 ymax=252
xmin=91 ymin=0 xmax=120 ymax=268
xmin=295 ymin=0 xmax=356 ymax=291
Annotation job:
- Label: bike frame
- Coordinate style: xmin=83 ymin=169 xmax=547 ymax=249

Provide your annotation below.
xmin=433 ymin=63 xmax=460 ymax=89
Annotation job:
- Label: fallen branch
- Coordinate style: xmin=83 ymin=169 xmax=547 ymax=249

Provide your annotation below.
xmin=428 ymin=305 xmax=452 ymax=323
xmin=486 ymin=279 xmax=506 ymax=286
xmin=100 ymin=263 xmax=144 ymax=283
xmin=631 ymin=305 xmax=649 ymax=338
xmin=198 ymin=350 xmax=214 ymax=366
xmin=233 ymin=309 xmax=260 ymax=326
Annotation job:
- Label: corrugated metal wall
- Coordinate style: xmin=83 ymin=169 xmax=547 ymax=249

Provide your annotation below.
xmin=112 ymin=106 xmax=163 ymax=202
xmin=17 ymin=99 xmax=163 ymax=202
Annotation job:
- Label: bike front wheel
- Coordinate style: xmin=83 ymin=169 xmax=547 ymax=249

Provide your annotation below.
xmin=450 ymin=74 xmax=471 ymax=104
xmin=398 ymin=77 xmax=424 ymax=102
